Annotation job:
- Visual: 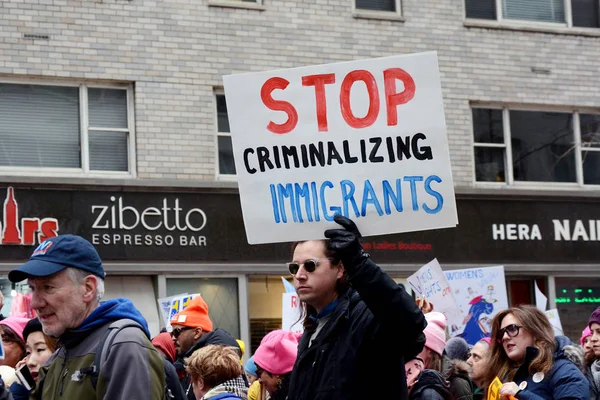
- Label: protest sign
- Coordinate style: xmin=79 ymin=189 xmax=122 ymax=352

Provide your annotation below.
xmin=535 ymin=280 xmax=548 ymax=311
xmin=157 ymin=293 xmax=199 ymax=330
xmin=545 ymin=309 xmax=564 ymax=336
xmin=487 ymin=377 xmax=502 ymax=400
xmin=223 ymin=52 xmax=458 ymax=244
xmin=281 ymin=277 xmax=296 ymax=293
xmin=282 ymin=293 xmax=303 ymax=334
xmin=445 ymin=266 xmax=508 ymax=344
xmin=487 ymin=377 xmax=516 ymax=400
xmin=407 ymin=259 xmax=461 ymax=326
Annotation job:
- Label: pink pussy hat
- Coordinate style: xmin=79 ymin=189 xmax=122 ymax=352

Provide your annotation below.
xmin=424 ymin=312 xmax=447 ymax=356
xmin=0 ymin=316 xmax=30 ymax=342
xmin=253 ymin=330 xmax=301 ymax=375
xmin=581 ymin=326 xmax=592 ymax=347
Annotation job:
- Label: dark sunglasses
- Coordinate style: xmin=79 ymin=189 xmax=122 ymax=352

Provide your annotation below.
xmin=255 ymin=366 xmax=270 ymax=377
xmin=171 ymin=326 xmax=194 ymax=339
xmin=496 ymin=324 xmax=522 ymax=343
xmin=287 ymin=258 xmax=328 ymax=276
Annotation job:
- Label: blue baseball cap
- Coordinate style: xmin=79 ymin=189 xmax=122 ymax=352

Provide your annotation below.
xmin=9 ymin=234 xmax=106 ymax=282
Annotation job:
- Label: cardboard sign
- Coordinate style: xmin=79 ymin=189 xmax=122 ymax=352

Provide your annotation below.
xmin=223 ymin=52 xmax=458 ymax=244
xmin=157 ymin=293 xmax=200 ymax=330
xmin=407 ymin=259 xmax=461 ymax=325
xmin=445 ymin=266 xmax=508 ymax=344
xmin=282 ymin=293 xmax=303 ymax=333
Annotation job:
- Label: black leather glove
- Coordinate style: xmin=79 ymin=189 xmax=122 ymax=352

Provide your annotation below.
xmin=324 ymin=214 xmax=369 ymax=272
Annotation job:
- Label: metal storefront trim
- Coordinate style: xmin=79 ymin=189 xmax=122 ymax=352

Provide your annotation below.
xmin=0 ymin=262 xmax=597 ymax=277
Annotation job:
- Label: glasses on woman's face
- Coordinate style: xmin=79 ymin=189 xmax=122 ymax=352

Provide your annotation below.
xmin=287 ymin=258 xmax=328 ymax=276
xmin=496 ymin=324 xmax=522 ymax=343
xmin=170 ymin=326 xmax=194 ymax=339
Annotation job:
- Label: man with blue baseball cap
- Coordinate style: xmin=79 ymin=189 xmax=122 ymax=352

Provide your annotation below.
xmin=9 ymin=234 xmax=166 ymax=400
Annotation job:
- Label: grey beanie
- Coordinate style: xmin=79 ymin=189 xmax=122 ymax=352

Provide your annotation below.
xmin=444 ymin=337 xmax=471 ymax=361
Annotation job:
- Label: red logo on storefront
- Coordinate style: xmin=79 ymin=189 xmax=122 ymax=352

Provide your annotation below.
xmin=0 ymin=187 xmax=59 ymax=246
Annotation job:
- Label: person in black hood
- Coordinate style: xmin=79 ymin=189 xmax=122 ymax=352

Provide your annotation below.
xmin=170 ymin=295 xmax=241 ymax=400
xmin=409 ymin=369 xmax=453 ymax=400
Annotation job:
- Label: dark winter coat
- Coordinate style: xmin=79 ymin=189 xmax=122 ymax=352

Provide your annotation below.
xmin=175 ymin=328 xmax=240 ymax=400
xmin=444 ymin=359 xmax=473 ymax=400
xmin=287 ymin=257 xmax=427 ymax=400
xmin=162 ymin=356 xmax=186 ymax=400
xmin=586 ymin=359 xmax=600 ymax=400
xmin=32 ymin=299 xmax=165 ymax=400
xmin=410 ymin=369 xmax=453 ymax=400
xmin=512 ymin=336 xmax=589 ymax=400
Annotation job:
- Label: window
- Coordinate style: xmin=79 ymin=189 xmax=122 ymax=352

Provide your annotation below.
xmin=167 ymin=277 xmax=240 ymax=338
xmin=0 ymin=82 xmax=134 ymax=175
xmin=472 ymin=106 xmax=600 ymax=186
xmin=216 ymin=93 xmax=236 ymax=176
xmin=555 ymin=277 xmax=600 ymax=341
xmin=356 ymin=0 xmax=398 ymax=12
xmin=465 ymin=0 xmax=600 ymax=28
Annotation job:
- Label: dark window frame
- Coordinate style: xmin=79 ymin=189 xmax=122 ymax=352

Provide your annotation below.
xmin=472 ymin=105 xmax=600 ymax=186
xmin=465 ymin=0 xmax=600 ymax=29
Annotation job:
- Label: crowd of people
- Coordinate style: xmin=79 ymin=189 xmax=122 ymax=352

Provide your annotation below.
xmin=0 ymin=216 xmax=597 ymax=399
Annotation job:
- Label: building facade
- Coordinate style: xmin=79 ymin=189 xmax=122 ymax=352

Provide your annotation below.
xmin=1 ymin=0 xmax=600 ymax=347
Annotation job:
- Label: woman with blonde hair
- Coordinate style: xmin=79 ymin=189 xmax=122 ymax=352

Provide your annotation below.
xmin=484 ymin=305 xmax=588 ymax=399
xmin=185 ymin=345 xmax=248 ymax=400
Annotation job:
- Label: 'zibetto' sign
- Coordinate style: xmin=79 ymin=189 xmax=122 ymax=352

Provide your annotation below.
xmin=90 ymin=195 xmax=207 ymax=247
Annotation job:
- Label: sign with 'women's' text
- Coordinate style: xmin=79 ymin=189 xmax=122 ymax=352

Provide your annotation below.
xmin=223 ymin=52 xmax=458 ymax=244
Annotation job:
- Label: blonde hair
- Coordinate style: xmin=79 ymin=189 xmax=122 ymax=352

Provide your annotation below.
xmin=185 ymin=345 xmax=243 ymax=389
xmin=484 ymin=305 xmax=555 ymax=384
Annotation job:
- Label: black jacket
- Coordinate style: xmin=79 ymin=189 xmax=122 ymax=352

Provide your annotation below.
xmin=287 ymin=257 xmax=427 ymax=400
xmin=444 ymin=358 xmax=473 ymax=400
xmin=410 ymin=370 xmax=453 ymax=400
xmin=163 ymin=356 xmax=186 ymax=400
xmin=175 ymin=328 xmax=240 ymax=400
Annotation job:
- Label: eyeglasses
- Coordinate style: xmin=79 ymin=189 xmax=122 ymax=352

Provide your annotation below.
xmin=170 ymin=326 xmax=194 ymax=339
xmin=496 ymin=324 xmax=522 ymax=343
xmin=287 ymin=258 xmax=328 ymax=276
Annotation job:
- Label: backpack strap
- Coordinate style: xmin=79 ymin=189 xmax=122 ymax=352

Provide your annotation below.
xmin=90 ymin=319 xmax=144 ymax=389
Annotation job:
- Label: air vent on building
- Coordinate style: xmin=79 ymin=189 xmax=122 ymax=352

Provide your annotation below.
xmin=23 ymin=34 xmax=50 ymax=40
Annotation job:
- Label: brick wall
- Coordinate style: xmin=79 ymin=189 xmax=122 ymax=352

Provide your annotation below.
xmin=1 ymin=0 xmax=598 ymax=185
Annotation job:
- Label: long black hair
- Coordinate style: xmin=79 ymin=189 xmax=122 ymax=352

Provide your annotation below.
xmin=291 ymin=240 xmax=349 ymax=332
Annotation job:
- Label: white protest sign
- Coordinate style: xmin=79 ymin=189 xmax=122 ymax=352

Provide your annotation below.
xmin=157 ymin=293 xmax=199 ymax=330
xmin=282 ymin=293 xmax=304 ymax=334
xmin=535 ymin=281 xmax=548 ymax=312
xmin=407 ymin=259 xmax=461 ymax=327
xmin=223 ymin=52 xmax=458 ymax=244
xmin=545 ymin=309 xmax=564 ymax=336
xmin=444 ymin=266 xmax=508 ymax=345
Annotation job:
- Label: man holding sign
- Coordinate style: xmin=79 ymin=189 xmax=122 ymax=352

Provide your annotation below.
xmin=224 ymin=52 xmax=458 ymax=400
xmin=286 ymin=215 xmax=426 ymax=400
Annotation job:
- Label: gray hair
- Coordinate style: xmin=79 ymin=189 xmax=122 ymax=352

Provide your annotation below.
xmin=65 ymin=267 xmax=105 ymax=302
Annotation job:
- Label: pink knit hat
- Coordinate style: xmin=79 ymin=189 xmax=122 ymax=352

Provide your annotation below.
xmin=581 ymin=326 xmax=592 ymax=346
xmin=424 ymin=312 xmax=447 ymax=355
xmin=253 ymin=330 xmax=301 ymax=375
xmin=0 ymin=316 xmax=30 ymax=342
xmin=479 ymin=337 xmax=492 ymax=346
